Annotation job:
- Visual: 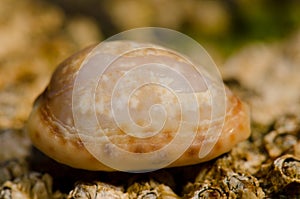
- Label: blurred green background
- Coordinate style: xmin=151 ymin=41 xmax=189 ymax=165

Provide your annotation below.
xmin=49 ymin=0 xmax=300 ymax=57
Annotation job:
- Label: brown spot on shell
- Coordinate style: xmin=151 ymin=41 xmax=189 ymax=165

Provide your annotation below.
xmin=229 ymin=133 xmax=236 ymax=143
xmin=70 ymin=137 xmax=85 ymax=149
xmin=187 ymin=147 xmax=198 ymax=157
xmin=214 ymin=140 xmax=222 ymax=152
xmin=133 ymin=145 xmax=144 ymax=153
xmin=34 ymin=131 xmax=40 ymax=140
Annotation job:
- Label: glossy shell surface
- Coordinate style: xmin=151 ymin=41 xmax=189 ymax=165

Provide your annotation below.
xmin=26 ymin=41 xmax=250 ymax=171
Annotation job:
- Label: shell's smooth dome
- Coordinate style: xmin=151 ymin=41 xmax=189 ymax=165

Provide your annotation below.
xmin=26 ymin=41 xmax=250 ymax=171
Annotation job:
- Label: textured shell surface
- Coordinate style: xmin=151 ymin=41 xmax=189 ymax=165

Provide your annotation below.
xmin=26 ymin=40 xmax=250 ymax=172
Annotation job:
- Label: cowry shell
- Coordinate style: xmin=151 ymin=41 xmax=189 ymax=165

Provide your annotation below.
xmin=26 ymin=38 xmax=250 ymax=172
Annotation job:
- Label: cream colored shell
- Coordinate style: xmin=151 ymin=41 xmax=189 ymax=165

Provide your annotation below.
xmin=26 ymin=41 xmax=250 ymax=171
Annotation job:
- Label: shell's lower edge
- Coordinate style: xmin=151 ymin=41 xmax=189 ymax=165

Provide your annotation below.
xmin=170 ymin=95 xmax=251 ymax=167
xmin=25 ymin=98 xmax=114 ymax=171
xmin=26 ymin=90 xmax=250 ymax=172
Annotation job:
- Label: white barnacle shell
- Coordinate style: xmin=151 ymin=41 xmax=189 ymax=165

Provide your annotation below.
xmin=26 ymin=38 xmax=250 ymax=172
